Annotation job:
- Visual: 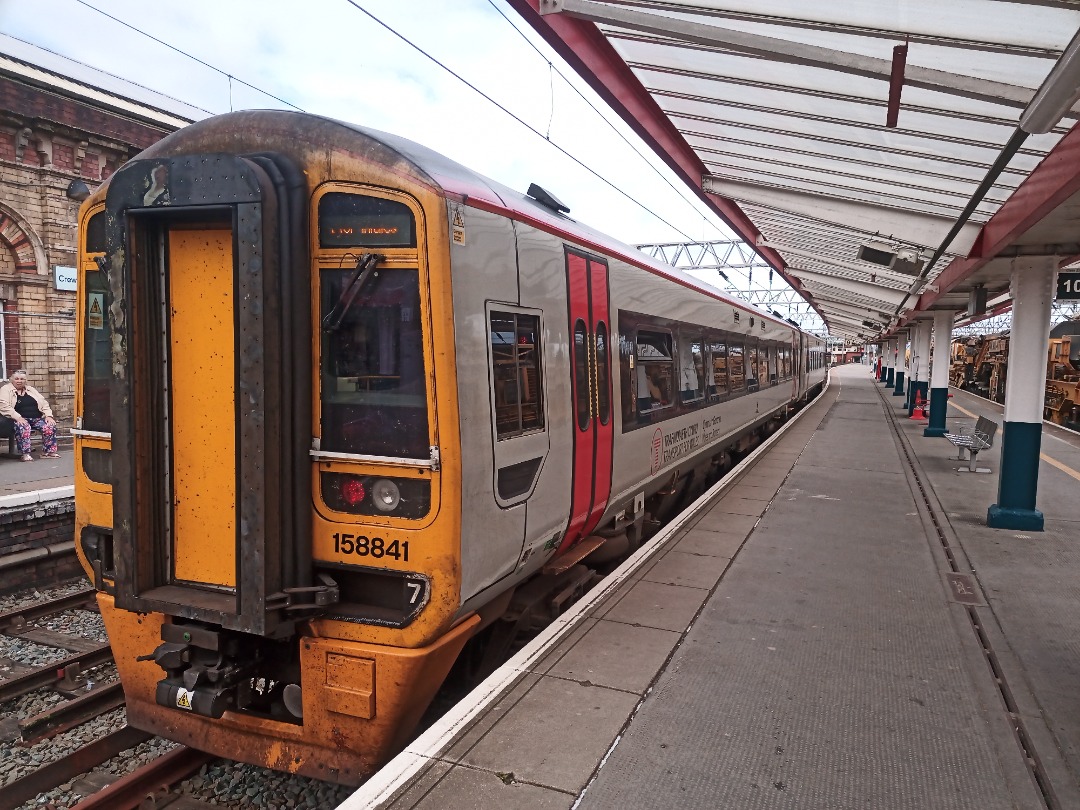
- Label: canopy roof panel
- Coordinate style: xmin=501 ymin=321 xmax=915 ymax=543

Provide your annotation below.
xmin=511 ymin=0 xmax=1080 ymax=340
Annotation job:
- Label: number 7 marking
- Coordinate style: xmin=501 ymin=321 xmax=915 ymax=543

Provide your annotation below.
xmin=406 ymin=582 xmax=423 ymax=605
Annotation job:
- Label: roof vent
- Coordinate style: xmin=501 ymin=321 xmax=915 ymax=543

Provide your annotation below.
xmin=526 ymin=183 xmax=570 ymax=214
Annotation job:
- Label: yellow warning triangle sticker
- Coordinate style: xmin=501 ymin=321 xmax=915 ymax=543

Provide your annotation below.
xmin=89 ymin=298 xmax=102 ymax=315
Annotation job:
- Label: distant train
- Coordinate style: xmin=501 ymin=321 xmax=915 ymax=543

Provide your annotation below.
xmin=73 ymin=110 xmax=827 ymax=784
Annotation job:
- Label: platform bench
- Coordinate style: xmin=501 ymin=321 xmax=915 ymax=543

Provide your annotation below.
xmin=944 ymin=414 xmax=998 ymax=473
xmin=0 ymin=416 xmax=17 ymax=456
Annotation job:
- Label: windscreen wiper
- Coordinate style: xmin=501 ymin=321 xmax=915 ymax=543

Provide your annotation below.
xmin=321 ymin=253 xmax=383 ymax=333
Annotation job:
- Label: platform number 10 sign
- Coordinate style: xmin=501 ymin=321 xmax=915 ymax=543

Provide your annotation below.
xmin=1057 ymin=272 xmax=1080 ymax=300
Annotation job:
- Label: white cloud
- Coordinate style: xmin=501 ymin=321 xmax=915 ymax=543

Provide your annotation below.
xmin=2 ymin=0 xmax=743 ymax=257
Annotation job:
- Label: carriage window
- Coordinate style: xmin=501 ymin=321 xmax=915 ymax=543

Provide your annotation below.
xmin=319 ymin=193 xmax=416 ymax=248
xmin=679 ymin=336 xmax=704 ymax=404
xmin=709 ymin=339 xmax=728 ymax=398
xmin=729 ymin=343 xmax=745 ymax=391
xmin=596 ymin=322 xmax=610 ymax=425
xmin=82 ymin=211 xmax=110 ymax=432
xmin=320 ymin=267 xmax=429 ymax=457
xmin=747 ymin=343 xmax=760 ymax=391
xmin=573 ymin=320 xmax=591 ymax=431
xmin=635 ymin=330 xmax=673 ymax=415
xmin=490 ymin=311 xmax=544 ymax=439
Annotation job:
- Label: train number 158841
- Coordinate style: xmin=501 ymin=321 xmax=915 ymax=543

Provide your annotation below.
xmin=332 ymin=533 xmax=409 ymax=561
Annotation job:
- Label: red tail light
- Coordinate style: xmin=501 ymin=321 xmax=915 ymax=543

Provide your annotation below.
xmin=340 ymin=477 xmax=366 ymax=506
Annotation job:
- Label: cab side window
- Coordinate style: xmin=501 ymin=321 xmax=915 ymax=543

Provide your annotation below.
xmin=490 ymin=311 xmax=544 ymax=439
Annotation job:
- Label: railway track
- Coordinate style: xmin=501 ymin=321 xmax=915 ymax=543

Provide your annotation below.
xmin=0 ymin=579 xmax=357 ymax=809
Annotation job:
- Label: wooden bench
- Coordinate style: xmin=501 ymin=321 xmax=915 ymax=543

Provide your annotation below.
xmin=944 ymin=414 xmax=998 ymax=474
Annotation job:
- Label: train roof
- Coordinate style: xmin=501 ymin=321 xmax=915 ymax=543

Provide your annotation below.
xmin=323 ymin=113 xmax=799 ymax=335
xmin=120 ymin=109 xmax=809 ymax=336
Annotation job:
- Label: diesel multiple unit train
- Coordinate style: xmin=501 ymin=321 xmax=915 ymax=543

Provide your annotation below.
xmin=73 ymin=110 xmax=827 ymax=784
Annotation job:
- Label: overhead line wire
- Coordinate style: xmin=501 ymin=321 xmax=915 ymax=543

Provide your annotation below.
xmin=343 ymin=0 xmax=698 ymax=243
xmin=484 ymin=0 xmax=726 ymax=241
xmin=2 ymin=31 xmax=215 ymax=117
xmin=68 ymin=0 xmax=761 ymax=291
xmin=73 ymin=0 xmax=305 ymax=112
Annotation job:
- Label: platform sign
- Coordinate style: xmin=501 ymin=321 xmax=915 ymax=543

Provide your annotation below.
xmin=1057 ymin=272 xmax=1080 ymax=300
xmin=54 ymin=265 xmax=77 ymax=292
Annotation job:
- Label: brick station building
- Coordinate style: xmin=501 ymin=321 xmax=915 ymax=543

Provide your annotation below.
xmin=0 ymin=36 xmax=194 ymax=420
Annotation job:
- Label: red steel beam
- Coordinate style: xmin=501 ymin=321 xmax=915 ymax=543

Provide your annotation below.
xmin=918 ymin=119 xmax=1080 ymax=313
xmin=886 ymin=44 xmax=907 ymax=128
xmin=505 ymin=0 xmax=827 ymax=322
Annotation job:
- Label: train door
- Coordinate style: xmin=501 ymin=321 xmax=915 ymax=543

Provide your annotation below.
xmin=559 ymin=249 xmax=613 ymax=554
xmin=101 ymin=153 xmax=317 ymax=637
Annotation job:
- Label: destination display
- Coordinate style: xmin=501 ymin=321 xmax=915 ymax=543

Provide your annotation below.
xmin=318 ymin=193 xmax=416 ymax=248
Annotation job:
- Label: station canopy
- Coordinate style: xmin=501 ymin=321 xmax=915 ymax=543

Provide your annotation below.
xmin=510 ymin=0 xmax=1080 ymax=341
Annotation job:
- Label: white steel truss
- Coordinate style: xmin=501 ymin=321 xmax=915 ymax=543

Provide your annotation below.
xmin=635 ymin=239 xmax=827 ymax=334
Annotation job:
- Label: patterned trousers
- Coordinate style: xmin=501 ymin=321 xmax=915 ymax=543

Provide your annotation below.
xmin=15 ymin=417 xmax=57 ymax=456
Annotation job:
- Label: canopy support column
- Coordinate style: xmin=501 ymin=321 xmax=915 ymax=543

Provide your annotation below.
xmin=925 ymin=311 xmax=955 ymax=437
xmin=988 ymin=257 xmax=1056 ymax=531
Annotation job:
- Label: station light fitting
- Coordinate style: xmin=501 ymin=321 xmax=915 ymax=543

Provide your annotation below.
xmin=1021 ymin=27 xmax=1080 ymax=134
xmin=66 ymin=179 xmax=91 ymax=202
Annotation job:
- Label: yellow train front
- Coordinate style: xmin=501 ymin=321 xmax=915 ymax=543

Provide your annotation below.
xmin=74 ymin=112 xmax=480 ymax=784
xmin=74 ymin=110 xmax=826 ymax=786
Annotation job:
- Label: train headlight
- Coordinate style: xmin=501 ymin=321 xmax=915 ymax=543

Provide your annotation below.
xmin=371 ymin=479 xmax=401 ymax=512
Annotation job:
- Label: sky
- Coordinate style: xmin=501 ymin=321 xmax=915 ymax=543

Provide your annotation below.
xmin=0 ymin=0 xmax=812 ymax=314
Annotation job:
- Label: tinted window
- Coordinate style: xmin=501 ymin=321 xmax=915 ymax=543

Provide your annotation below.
xmin=490 ymin=311 xmax=545 ymax=439
xmin=679 ymin=336 xmax=704 ymax=404
xmin=636 ymin=330 xmax=673 ymax=415
xmin=85 ymin=212 xmax=106 ymax=253
xmin=320 ymin=267 xmax=428 ymax=457
xmin=596 ymin=322 xmax=610 ymax=425
xmin=709 ymin=339 xmax=727 ymax=398
xmin=574 ymin=319 xmax=591 ymax=431
xmin=319 ymin=193 xmax=416 ymax=248
xmin=729 ymin=343 xmax=745 ymax=391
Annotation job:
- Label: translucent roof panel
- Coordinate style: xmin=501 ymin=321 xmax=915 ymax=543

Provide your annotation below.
xmin=514 ymin=0 xmax=1080 ymax=340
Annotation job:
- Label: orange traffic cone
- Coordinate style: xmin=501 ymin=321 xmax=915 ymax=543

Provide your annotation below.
xmin=911 ymin=389 xmax=927 ymax=419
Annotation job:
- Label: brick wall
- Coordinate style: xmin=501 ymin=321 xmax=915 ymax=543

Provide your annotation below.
xmin=0 ymin=76 xmax=173 ymax=150
xmin=0 ymin=498 xmax=80 ymax=593
xmin=0 ymin=70 xmax=182 ymax=419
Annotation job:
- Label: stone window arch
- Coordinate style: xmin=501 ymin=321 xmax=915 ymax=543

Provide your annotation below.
xmin=0 ymin=202 xmax=48 ymax=275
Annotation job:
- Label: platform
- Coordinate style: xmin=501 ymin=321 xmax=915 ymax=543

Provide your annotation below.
xmin=0 ymin=449 xmax=73 ymax=500
xmin=349 ymin=363 xmax=1080 ymax=810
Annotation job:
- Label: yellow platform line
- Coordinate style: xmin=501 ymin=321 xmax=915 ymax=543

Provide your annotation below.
xmin=948 ymin=400 xmax=1080 ymax=483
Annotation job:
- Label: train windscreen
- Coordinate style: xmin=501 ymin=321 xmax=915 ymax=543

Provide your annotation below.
xmin=320 ymin=266 xmax=429 ymax=458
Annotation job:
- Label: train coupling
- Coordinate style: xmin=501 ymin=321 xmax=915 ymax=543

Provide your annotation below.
xmin=145 ymin=620 xmax=300 ymax=720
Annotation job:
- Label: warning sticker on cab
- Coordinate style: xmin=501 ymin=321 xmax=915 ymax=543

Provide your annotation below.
xmin=88 ymin=293 xmax=104 ymax=330
xmin=176 ymin=687 xmax=194 ymax=710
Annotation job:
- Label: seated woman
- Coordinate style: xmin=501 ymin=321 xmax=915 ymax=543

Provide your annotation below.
xmin=0 ymin=370 xmax=59 ymax=461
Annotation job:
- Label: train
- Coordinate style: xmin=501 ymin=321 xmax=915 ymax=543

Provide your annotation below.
xmin=950 ymin=321 xmax=1080 ymax=431
xmin=72 ymin=110 xmax=827 ymax=784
